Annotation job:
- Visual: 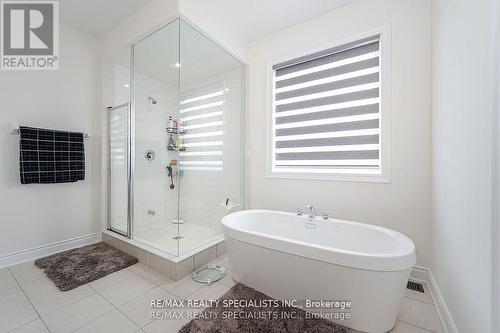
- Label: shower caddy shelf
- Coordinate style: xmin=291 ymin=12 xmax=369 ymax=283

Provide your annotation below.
xmin=167 ymin=146 xmax=186 ymax=152
xmin=166 ymin=127 xmax=186 ymax=135
xmin=166 ymin=127 xmax=187 ymax=151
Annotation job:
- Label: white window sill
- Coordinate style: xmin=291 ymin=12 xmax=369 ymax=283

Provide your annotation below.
xmin=266 ymin=170 xmax=391 ymax=183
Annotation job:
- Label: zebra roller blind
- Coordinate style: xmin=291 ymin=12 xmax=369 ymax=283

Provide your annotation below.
xmin=179 ymin=86 xmax=224 ymax=171
xmin=271 ymin=35 xmax=382 ymax=176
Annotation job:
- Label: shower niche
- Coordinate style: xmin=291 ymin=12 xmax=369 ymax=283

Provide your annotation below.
xmin=108 ymin=19 xmax=245 ymax=260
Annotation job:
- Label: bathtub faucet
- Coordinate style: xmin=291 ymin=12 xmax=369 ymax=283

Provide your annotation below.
xmin=305 ymin=205 xmax=317 ymax=218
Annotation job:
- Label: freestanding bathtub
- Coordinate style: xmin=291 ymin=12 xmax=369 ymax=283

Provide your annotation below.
xmin=221 ymin=210 xmax=416 ymax=333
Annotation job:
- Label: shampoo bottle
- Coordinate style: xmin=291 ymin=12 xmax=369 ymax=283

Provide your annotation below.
xmin=167 ymin=116 xmax=174 ymax=132
xmin=168 ymin=134 xmax=175 ymax=150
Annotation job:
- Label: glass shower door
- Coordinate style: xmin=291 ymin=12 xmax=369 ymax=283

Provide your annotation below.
xmin=126 ymin=18 xmax=245 ymax=257
xmin=177 ymin=20 xmax=245 ymax=256
xmin=132 ymin=20 xmax=181 ymax=256
xmin=108 ymin=103 xmax=130 ymax=237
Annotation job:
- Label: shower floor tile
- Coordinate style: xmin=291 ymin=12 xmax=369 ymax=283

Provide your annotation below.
xmin=134 ymin=223 xmax=220 ymax=256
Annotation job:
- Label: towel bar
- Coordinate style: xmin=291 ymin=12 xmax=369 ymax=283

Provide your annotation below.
xmin=10 ymin=127 xmax=89 ymax=139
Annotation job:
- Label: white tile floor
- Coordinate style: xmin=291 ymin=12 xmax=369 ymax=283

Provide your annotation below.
xmin=0 ymin=255 xmax=444 ymax=333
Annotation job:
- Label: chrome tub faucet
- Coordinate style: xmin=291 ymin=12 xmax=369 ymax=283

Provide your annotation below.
xmin=305 ymin=205 xmax=317 ymax=218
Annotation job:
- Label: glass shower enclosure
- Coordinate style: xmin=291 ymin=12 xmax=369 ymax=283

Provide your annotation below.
xmin=108 ymin=19 xmax=245 ymax=257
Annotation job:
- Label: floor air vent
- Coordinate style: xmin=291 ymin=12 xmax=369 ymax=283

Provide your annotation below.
xmin=406 ymin=280 xmax=425 ymax=293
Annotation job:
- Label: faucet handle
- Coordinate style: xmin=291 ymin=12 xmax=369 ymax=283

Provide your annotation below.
xmin=296 ymin=208 xmax=303 ymax=216
xmin=322 ymin=211 xmax=329 ymax=219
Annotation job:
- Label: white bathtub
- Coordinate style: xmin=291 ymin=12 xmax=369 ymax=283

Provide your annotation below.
xmin=221 ymin=209 xmax=416 ymax=333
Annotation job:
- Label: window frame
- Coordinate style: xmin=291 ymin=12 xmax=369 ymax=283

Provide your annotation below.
xmin=266 ymin=26 xmax=391 ymax=183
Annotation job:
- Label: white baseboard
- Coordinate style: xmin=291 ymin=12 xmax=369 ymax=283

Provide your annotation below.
xmin=0 ymin=233 xmax=101 ymax=269
xmin=410 ymin=265 xmax=430 ymax=282
xmin=410 ymin=265 xmax=459 ymax=333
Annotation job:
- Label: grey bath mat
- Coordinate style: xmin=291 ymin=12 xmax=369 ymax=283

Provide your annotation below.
xmin=35 ymin=242 xmax=138 ymax=291
xmin=179 ymin=283 xmax=348 ymax=333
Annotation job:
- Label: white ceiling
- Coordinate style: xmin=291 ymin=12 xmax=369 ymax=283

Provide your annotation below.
xmin=179 ymin=0 xmax=357 ymax=43
xmin=59 ymin=0 xmax=150 ymax=37
xmin=59 ymin=0 xmax=356 ymax=40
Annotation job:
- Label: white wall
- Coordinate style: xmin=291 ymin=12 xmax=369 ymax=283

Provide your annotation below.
xmin=431 ymin=0 xmax=494 ymax=332
xmin=0 ymin=23 xmax=101 ymax=256
xmin=247 ymin=0 xmax=432 ymax=266
xmin=101 ymin=0 xmax=179 ymax=60
xmin=178 ymin=1 xmax=248 ymax=62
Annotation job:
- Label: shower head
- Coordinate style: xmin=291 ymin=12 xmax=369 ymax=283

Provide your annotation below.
xmin=147 ymin=96 xmax=158 ymax=105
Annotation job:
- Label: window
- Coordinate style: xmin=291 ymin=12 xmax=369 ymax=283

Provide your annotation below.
xmin=179 ymin=85 xmax=225 ymax=171
xmin=267 ymin=32 xmax=390 ymax=182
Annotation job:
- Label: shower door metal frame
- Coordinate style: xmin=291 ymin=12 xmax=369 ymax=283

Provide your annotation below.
xmin=106 ymin=45 xmax=135 ymax=239
xmin=107 ymin=102 xmax=132 ymax=238
xmin=128 ymin=45 xmax=136 ymax=239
